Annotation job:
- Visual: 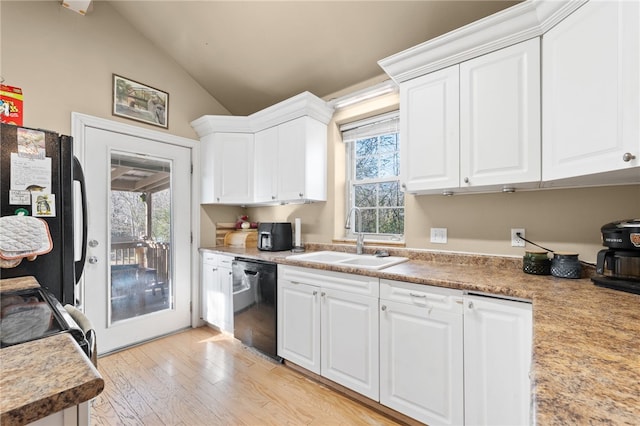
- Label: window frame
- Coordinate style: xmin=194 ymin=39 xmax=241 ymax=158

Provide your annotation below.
xmin=343 ymin=111 xmax=404 ymax=242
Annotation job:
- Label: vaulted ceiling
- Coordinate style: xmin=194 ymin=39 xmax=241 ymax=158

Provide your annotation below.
xmin=108 ymin=1 xmax=520 ymax=116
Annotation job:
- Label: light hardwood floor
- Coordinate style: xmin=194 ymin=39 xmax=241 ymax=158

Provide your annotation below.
xmin=91 ymin=327 xmax=403 ymax=425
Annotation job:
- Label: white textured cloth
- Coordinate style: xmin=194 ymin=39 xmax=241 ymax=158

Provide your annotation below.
xmin=0 ymin=216 xmax=53 ymax=260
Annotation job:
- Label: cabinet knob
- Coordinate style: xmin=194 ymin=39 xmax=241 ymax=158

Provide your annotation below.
xmin=299 ymin=193 xmax=304 ymax=198
xmin=381 ymin=305 xmax=387 ymax=311
xmin=468 ymin=301 xmax=474 ymax=309
xmin=321 ymin=291 xmax=326 ymax=297
xmin=313 ymin=291 xmax=317 ymax=296
xmin=88 ymin=256 xmax=98 ymax=264
xmin=271 ymin=195 xmax=276 ymax=200
xmin=88 ymin=239 xmax=99 ymax=248
xmin=442 ymin=191 xmax=454 ymax=196
xmin=401 ymin=183 xmax=406 ymax=189
xmin=623 ymin=152 xmax=636 ymax=162
xmin=216 ymin=197 xmax=220 ymax=202
xmin=463 ymin=177 xmax=469 ymax=184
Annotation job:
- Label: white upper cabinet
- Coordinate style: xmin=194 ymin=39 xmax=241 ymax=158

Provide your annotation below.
xmin=460 ymin=38 xmax=541 ymax=191
xmin=255 ymin=117 xmax=328 ymax=203
xmin=542 ymin=0 xmax=640 ymax=186
xmin=192 ymin=92 xmax=333 ymax=206
xmin=212 ymin=132 xmax=254 ymax=204
xmin=400 ymin=65 xmax=460 ymax=193
xmin=380 ymin=0 xmax=640 ymax=193
xmin=399 ymin=38 xmax=540 ymax=195
xmin=253 ymin=126 xmax=278 ymax=203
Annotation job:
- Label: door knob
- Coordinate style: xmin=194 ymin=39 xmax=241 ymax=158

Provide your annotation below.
xmin=88 ymin=256 xmax=98 ymax=264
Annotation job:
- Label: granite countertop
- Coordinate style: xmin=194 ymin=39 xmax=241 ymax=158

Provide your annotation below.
xmin=201 ymin=244 xmax=640 ymax=424
xmin=0 ymin=276 xmax=104 ymax=426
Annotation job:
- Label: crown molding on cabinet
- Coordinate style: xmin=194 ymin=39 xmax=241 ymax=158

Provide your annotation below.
xmin=191 ymin=91 xmax=333 ymax=138
xmin=378 ymin=0 xmax=587 ymax=84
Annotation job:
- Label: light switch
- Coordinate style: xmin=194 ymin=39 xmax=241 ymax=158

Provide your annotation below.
xmin=430 ymin=228 xmax=447 ymax=244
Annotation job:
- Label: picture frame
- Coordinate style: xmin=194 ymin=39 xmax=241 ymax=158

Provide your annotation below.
xmin=112 ymin=74 xmax=168 ymax=129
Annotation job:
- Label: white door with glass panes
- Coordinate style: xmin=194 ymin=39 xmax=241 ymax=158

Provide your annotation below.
xmin=81 ymin=126 xmax=192 ymax=354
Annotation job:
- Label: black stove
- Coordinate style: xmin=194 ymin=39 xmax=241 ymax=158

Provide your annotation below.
xmin=0 ymin=287 xmax=89 ymax=354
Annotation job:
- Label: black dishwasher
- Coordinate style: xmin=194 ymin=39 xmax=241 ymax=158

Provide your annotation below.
xmin=232 ymin=257 xmax=281 ymax=361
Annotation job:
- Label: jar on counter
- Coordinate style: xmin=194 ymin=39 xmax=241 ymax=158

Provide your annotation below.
xmin=550 ymin=252 xmax=582 ymax=279
xmin=523 ymin=250 xmax=551 ymax=275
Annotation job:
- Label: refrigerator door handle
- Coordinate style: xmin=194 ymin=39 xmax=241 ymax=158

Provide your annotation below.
xmin=73 ymin=156 xmax=88 ymax=283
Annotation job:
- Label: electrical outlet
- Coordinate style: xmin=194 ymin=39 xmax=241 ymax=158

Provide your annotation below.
xmin=430 ymin=228 xmax=448 ymax=244
xmin=511 ymin=228 xmax=525 ymax=247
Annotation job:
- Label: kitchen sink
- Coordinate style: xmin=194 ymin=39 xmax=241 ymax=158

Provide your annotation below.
xmin=286 ymin=250 xmax=409 ymax=270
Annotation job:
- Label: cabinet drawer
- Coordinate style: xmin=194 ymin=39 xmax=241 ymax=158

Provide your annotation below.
xmin=279 ymin=265 xmax=378 ymax=297
xmin=380 ymin=280 xmax=462 ymax=313
xmin=201 ymin=251 xmax=217 ymax=264
xmin=218 ymin=255 xmax=234 ymax=267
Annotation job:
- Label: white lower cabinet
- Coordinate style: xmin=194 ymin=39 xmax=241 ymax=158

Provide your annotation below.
xmin=201 ymin=252 xmax=234 ymax=333
xmin=277 ymin=267 xmax=533 ymax=425
xmin=379 ymin=280 xmax=464 ymax=426
xmin=463 ymin=294 xmax=533 ymax=426
xmin=278 ymin=279 xmax=321 ymax=373
xmin=277 ymin=265 xmax=379 ymax=400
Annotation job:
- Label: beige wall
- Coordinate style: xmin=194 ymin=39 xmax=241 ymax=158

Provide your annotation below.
xmin=0 ymin=1 xmax=228 ymax=138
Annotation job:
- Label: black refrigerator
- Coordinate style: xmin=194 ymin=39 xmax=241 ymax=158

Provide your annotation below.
xmin=0 ymin=123 xmax=87 ymax=305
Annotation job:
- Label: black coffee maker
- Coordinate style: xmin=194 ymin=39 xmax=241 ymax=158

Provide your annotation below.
xmin=592 ymin=219 xmax=640 ymax=294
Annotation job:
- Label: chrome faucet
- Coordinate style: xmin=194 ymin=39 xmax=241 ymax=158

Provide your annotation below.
xmin=345 ymin=207 xmax=364 ymax=255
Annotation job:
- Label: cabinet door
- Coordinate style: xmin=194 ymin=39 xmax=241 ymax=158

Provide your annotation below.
xmin=254 ymin=126 xmax=278 ymax=203
xmin=277 ymin=279 xmax=320 ymax=374
xmin=464 ymin=295 xmax=532 ymax=426
xmin=380 ymin=299 xmax=463 ymax=425
xmin=213 ymin=133 xmax=254 ymax=203
xmin=400 ymin=65 xmax=460 ymax=194
xmin=542 ymin=0 xmax=639 ymax=183
xmin=200 ymin=135 xmax=216 ymax=204
xmin=460 ymin=38 xmax=541 ymax=189
xmin=218 ymin=265 xmax=233 ymax=333
xmin=201 ymin=258 xmax=219 ymax=326
xmin=277 ymin=117 xmax=327 ymax=202
xmin=321 ymin=288 xmax=379 ymax=400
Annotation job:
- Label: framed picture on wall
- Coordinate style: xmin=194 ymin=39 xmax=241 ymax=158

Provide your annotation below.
xmin=112 ymin=74 xmax=168 ymax=129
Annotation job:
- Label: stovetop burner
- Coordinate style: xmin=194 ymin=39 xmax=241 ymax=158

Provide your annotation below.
xmin=0 ymin=287 xmax=87 ymax=350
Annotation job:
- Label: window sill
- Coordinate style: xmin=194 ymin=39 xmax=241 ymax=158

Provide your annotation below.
xmin=332 ymin=238 xmax=406 ymax=248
